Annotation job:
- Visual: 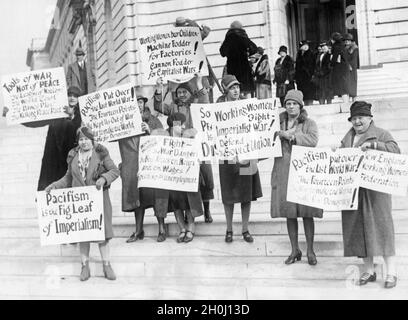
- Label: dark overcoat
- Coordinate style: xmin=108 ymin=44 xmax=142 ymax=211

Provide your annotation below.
xmin=49 ymin=145 xmax=120 ymax=240
xmin=314 ymin=52 xmax=333 ymax=101
xmin=341 ymin=121 xmax=400 ymax=257
xmin=330 ymin=41 xmax=350 ymax=96
xmin=273 ymin=55 xmax=295 ymax=97
xmin=270 ymin=110 xmax=323 ymax=219
xmin=295 ymin=49 xmax=316 ymax=101
xmin=345 ymin=44 xmax=359 ymax=98
xmin=220 ymin=28 xmax=258 ymax=93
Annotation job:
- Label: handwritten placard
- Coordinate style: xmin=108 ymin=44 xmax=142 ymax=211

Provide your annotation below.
xmin=138 ymin=135 xmax=200 ymax=192
xmin=287 ymin=146 xmax=362 ymax=211
xmin=359 ymin=150 xmax=408 ymax=196
xmin=36 ymin=186 xmax=104 ymax=246
xmin=138 ymin=26 xmax=209 ymax=85
xmin=191 ymin=98 xmax=282 ymax=162
xmin=78 ymin=83 xmax=143 ymax=142
xmin=1 ymin=67 xmax=68 ymax=125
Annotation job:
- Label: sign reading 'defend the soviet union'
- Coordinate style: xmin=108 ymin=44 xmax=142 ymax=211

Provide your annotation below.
xmin=138 ymin=26 xmax=209 ymax=85
xmin=36 ymin=186 xmax=105 ymax=246
xmin=1 ymin=67 xmax=68 ymax=125
xmin=79 ymin=83 xmax=144 ymax=142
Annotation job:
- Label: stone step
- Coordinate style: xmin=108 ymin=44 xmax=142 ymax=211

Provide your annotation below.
xmin=1 ymin=234 xmax=408 ymax=258
xmin=1 ymin=210 xmax=408 ymax=239
xmin=1 ymin=274 xmax=407 ymax=300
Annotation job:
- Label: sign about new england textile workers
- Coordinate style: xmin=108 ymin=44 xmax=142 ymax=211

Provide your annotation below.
xmin=359 ymin=150 xmax=408 ymax=196
xmin=78 ymin=83 xmax=143 ymax=142
xmin=138 ymin=135 xmax=200 ymax=192
xmin=138 ymin=26 xmax=209 ymax=85
xmin=190 ymin=98 xmax=282 ymax=162
xmin=36 ymin=186 xmax=104 ymax=246
xmin=1 ymin=67 xmax=68 ymax=125
xmin=287 ymin=146 xmax=363 ymax=211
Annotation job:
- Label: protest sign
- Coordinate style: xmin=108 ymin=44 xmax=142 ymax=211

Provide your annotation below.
xmin=138 ymin=26 xmax=209 ymax=85
xmin=78 ymin=83 xmax=143 ymax=142
xmin=138 ymin=135 xmax=200 ymax=192
xmin=36 ymin=186 xmax=104 ymax=246
xmin=359 ymin=150 xmax=408 ymax=196
xmin=190 ymin=98 xmax=282 ymax=162
xmin=287 ymin=146 xmax=362 ymax=211
xmin=1 ymin=67 xmax=68 ymax=125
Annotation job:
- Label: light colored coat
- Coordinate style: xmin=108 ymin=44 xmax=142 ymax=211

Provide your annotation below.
xmin=48 ymin=145 xmax=120 ymax=240
xmin=341 ymin=121 xmax=400 ymax=257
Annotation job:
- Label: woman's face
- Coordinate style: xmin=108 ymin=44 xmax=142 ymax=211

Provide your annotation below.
xmin=176 ymin=88 xmax=192 ymax=104
xmin=345 ymin=40 xmax=352 ymax=46
xmin=279 ymin=51 xmax=287 ymax=58
xmin=78 ymin=136 xmax=93 ymax=152
xmin=137 ymin=99 xmax=145 ymax=113
xmin=68 ymin=94 xmax=78 ymax=107
xmin=227 ymin=84 xmax=240 ymax=100
xmin=351 ymin=116 xmax=372 ymax=134
xmin=285 ymin=100 xmax=301 ymax=117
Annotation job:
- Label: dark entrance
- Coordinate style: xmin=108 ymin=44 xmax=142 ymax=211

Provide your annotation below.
xmin=285 ymin=0 xmax=357 ymax=54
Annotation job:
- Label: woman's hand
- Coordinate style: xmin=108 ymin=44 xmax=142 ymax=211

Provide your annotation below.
xmin=95 ymin=177 xmax=106 ymax=190
xmin=44 ymin=184 xmax=56 ymax=193
xmin=141 ymin=122 xmax=150 ymax=134
xmin=361 ymin=142 xmax=376 ymax=152
xmin=278 ymin=130 xmax=294 ymax=141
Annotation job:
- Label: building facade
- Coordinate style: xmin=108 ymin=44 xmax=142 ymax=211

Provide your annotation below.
xmin=27 ymin=0 xmax=408 ymax=95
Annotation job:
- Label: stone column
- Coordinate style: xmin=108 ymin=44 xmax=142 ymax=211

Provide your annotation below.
xmin=355 ymin=0 xmax=378 ymax=66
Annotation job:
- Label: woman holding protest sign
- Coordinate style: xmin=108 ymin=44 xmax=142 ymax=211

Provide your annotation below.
xmin=119 ymin=95 xmax=168 ymax=243
xmin=45 ymin=126 xmax=120 ymax=281
xmin=270 ymin=89 xmax=322 ymax=266
xmin=154 ymin=76 xmax=215 ymax=224
xmin=217 ymin=74 xmax=263 ymax=243
xmin=339 ymin=101 xmax=400 ymax=288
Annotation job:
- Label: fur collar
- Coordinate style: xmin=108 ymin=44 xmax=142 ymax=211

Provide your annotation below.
xmin=280 ymin=109 xmax=308 ymax=124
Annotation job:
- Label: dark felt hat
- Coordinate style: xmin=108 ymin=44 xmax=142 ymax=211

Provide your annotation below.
xmin=278 ymin=45 xmax=288 ymax=54
xmin=343 ymin=33 xmax=354 ymax=41
xmin=175 ymin=82 xmax=194 ymax=96
xmin=167 ymin=112 xmax=186 ymax=128
xmin=67 ymin=86 xmax=82 ymax=97
xmin=221 ymin=74 xmax=240 ymax=91
xmin=75 ymin=47 xmax=85 ymax=56
xmin=348 ymin=101 xmax=373 ymax=121
xmin=331 ymin=32 xmax=343 ymax=42
xmin=77 ymin=126 xmax=95 ymax=141
xmin=136 ymin=95 xmax=148 ymax=103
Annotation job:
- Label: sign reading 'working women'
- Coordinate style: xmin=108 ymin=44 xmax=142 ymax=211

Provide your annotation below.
xmin=36 ymin=186 xmax=105 ymax=246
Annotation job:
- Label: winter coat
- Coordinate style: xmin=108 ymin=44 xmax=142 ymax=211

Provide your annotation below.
xmin=345 ymin=44 xmax=359 ymax=98
xmin=314 ymin=52 xmax=333 ymax=101
xmin=23 ymin=110 xmax=82 ymax=191
xmin=220 ymin=28 xmax=258 ymax=93
xmin=66 ymin=61 xmax=96 ymax=95
xmin=295 ymin=49 xmax=316 ymax=101
xmin=270 ymin=109 xmax=323 ymax=219
xmin=341 ymin=121 xmax=400 ymax=257
xmin=330 ymin=41 xmax=350 ymax=96
xmin=118 ymin=114 xmax=167 ymax=215
xmin=216 ymin=95 xmax=263 ymax=204
xmin=273 ymin=55 xmax=295 ymax=97
xmin=48 ymin=145 xmax=120 ymax=240
xmin=254 ymin=54 xmax=271 ymax=85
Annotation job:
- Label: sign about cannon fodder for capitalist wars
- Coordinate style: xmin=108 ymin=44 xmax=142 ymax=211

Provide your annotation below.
xmin=1 ymin=67 xmax=68 ymax=125
xmin=79 ymin=83 xmax=143 ymax=142
xmin=359 ymin=150 xmax=408 ymax=196
xmin=36 ymin=186 xmax=104 ymax=246
xmin=138 ymin=26 xmax=209 ymax=85
xmin=190 ymin=98 xmax=282 ymax=162
xmin=138 ymin=135 xmax=200 ymax=192
xmin=287 ymin=146 xmax=364 ymax=211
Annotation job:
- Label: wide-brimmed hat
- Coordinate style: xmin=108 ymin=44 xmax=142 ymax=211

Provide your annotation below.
xmin=284 ymin=90 xmax=304 ymax=108
xmin=67 ymin=86 xmax=81 ymax=97
xmin=331 ymin=32 xmax=343 ymax=42
xmin=221 ymin=74 xmax=240 ymax=91
xmin=136 ymin=95 xmax=148 ymax=103
xmin=348 ymin=101 xmax=373 ymax=121
xmin=278 ymin=45 xmax=288 ymax=54
xmin=75 ymin=48 xmax=85 ymax=56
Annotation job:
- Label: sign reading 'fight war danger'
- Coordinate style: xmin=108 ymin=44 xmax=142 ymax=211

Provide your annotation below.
xmin=138 ymin=26 xmax=209 ymax=85
xmin=36 ymin=186 xmax=105 ymax=246
xmin=1 ymin=67 xmax=68 ymax=125
xmin=79 ymin=83 xmax=144 ymax=142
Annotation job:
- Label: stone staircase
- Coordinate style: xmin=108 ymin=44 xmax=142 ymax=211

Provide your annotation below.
xmin=1 ymin=94 xmax=408 ymax=299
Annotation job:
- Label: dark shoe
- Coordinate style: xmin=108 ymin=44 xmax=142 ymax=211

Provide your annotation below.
xmin=103 ymin=262 xmax=116 ymax=281
xmin=157 ymin=232 xmax=166 ymax=242
xmin=204 ymin=211 xmax=213 ymax=223
xmin=126 ymin=230 xmax=144 ymax=243
xmin=285 ymin=250 xmax=302 ymax=265
xmin=80 ymin=261 xmax=90 ymax=281
xmin=242 ymin=231 xmax=254 ymax=243
xmin=225 ymin=231 xmax=233 ymax=243
xmin=184 ymin=231 xmax=194 ymax=243
xmin=307 ymin=252 xmax=317 ymax=266
xmin=177 ymin=231 xmax=186 ymax=243
xmin=358 ymin=272 xmax=376 ymax=286
xmin=384 ymin=275 xmax=397 ymax=289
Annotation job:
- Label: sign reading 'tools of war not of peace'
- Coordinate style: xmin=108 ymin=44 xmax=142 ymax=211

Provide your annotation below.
xmin=191 ymin=98 xmax=282 ymax=162
xmin=138 ymin=26 xmax=209 ymax=85
xmin=1 ymin=67 xmax=68 ymax=125
xmin=36 ymin=186 xmax=105 ymax=246
xmin=138 ymin=135 xmax=200 ymax=192
xmin=79 ymin=83 xmax=143 ymax=142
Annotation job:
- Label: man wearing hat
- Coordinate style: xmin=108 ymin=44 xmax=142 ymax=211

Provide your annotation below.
xmin=273 ymin=45 xmax=295 ymax=107
xmin=339 ymin=101 xmax=400 ymax=289
xmin=66 ymin=47 xmax=96 ymax=95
